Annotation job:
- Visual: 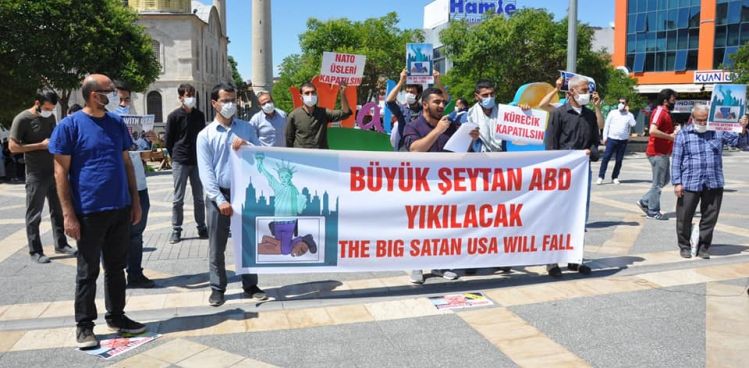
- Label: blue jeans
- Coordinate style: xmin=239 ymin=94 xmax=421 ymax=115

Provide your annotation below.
xmin=598 ymin=139 xmax=628 ymax=180
xmin=127 ymin=189 xmax=150 ymax=278
xmin=640 ymin=155 xmax=670 ymax=214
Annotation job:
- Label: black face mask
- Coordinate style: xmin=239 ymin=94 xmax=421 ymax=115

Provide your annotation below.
xmin=667 ymin=102 xmax=675 ymax=110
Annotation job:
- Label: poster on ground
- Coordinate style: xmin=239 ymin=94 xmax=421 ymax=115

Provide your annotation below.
xmin=230 ymin=147 xmax=588 ymax=274
xmin=708 ymin=84 xmax=746 ymax=133
xmin=493 ymin=104 xmax=548 ymax=145
xmin=406 ymin=43 xmax=434 ymax=85
xmin=319 ymin=52 xmax=366 ymax=86
xmin=559 ymin=71 xmax=596 ymax=93
xmin=429 ymin=292 xmax=494 ymax=310
xmin=79 ymin=333 xmax=160 ymax=359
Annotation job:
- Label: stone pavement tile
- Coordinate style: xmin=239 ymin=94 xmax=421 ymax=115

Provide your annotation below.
xmin=162 ymin=291 xmax=205 ymax=309
xmin=245 ymin=310 xmax=290 ymax=332
xmin=38 ymin=300 xmax=75 ymax=319
xmin=706 ymin=282 xmax=749 ymax=368
xmin=109 ymin=353 xmax=171 ymax=368
xmin=325 ymin=304 xmax=374 ymax=325
xmin=142 ymin=338 xmax=208 ymax=363
xmin=9 ymin=327 xmax=75 ymax=351
xmin=0 ymin=330 xmax=25 ymax=352
xmin=176 ymin=347 xmax=245 ymax=368
xmin=284 ymin=307 xmax=333 ymax=328
xmin=510 ymin=284 xmax=706 ymax=368
xmin=0 ymin=301 xmax=49 ymax=321
xmin=229 ymin=357 xmax=279 ymax=368
xmin=127 ymin=293 xmax=168 ymax=311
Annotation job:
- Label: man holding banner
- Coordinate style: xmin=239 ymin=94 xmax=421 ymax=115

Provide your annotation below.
xmin=197 ymin=83 xmax=267 ymax=307
xmin=285 ymin=81 xmax=351 ymax=149
xmin=544 ymin=75 xmax=598 ymax=277
xmin=387 ymin=68 xmax=442 ymax=150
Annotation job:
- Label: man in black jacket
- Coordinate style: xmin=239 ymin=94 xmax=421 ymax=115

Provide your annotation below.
xmin=165 ymin=83 xmax=208 ymax=243
xmin=545 ymin=75 xmax=601 ymax=277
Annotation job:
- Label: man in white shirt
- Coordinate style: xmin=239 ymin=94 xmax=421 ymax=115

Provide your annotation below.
xmin=597 ymin=97 xmax=636 ymax=185
xmin=248 ymin=91 xmax=287 ymax=147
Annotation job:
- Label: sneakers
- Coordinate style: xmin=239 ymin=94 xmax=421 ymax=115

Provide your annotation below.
xmin=197 ymin=227 xmax=209 ymax=239
xmin=613 ymin=178 xmax=621 ymax=185
xmin=646 ymin=212 xmax=666 ymax=220
xmin=30 ymin=253 xmax=50 ymax=264
xmin=76 ymin=326 xmax=99 ymax=349
xmin=106 ymin=315 xmax=146 ymax=334
xmin=596 ymin=177 xmax=603 ymax=185
xmin=55 ymin=245 xmax=78 ymax=255
xmin=680 ymin=248 xmax=692 ymax=259
xmin=697 ymin=247 xmax=710 ymax=259
xmin=209 ymin=289 xmax=225 ymax=307
xmin=169 ymin=230 xmax=181 ymax=244
xmin=548 ymin=265 xmax=562 ymax=277
xmin=635 ymin=200 xmax=649 ymax=215
xmin=433 ymin=269 xmax=459 ymax=280
xmin=410 ymin=270 xmax=424 ymax=284
xmin=243 ymin=286 xmax=268 ymax=301
xmin=127 ymin=274 xmax=156 ymax=289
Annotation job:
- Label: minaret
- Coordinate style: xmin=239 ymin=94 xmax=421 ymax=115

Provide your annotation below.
xmin=213 ymin=0 xmax=226 ymax=36
xmin=251 ymin=0 xmax=273 ymax=93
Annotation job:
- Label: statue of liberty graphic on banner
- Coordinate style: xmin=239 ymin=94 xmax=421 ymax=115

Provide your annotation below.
xmin=254 ymin=153 xmax=318 ymax=257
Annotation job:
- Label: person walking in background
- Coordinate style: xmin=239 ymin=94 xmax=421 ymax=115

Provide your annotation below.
xmin=597 ymin=97 xmax=636 ymax=185
xmin=9 ymin=90 xmax=77 ymax=264
xmin=637 ymin=89 xmax=678 ymax=220
xmin=165 ymin=83 xmax=208 ymax=244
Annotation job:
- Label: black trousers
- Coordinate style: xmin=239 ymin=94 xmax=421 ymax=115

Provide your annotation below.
xmin=207 ymin=188 xmax=257 ymax=292
xmin=25 ymin=175 xmax=68 ymax=254
xmin=75 ymin=207 xmax=131 ymax=328
xmin=676 ymin=188 xmax=723 ymax=251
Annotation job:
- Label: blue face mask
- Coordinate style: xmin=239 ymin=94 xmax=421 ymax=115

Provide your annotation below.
xmin=114 ymin=105 xmax=130 ymax=115
xmin=480 ymin=96 xmax=495 ymax=109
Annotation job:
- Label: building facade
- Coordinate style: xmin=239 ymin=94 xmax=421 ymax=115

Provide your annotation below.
xmin=614 ymin=0 xmax=744 ymax=95
xmin=68 ymin=0 xmax=231 ymax=125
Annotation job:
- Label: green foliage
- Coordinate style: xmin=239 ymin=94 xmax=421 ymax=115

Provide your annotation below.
xmin=439 ymin=8 xmax=610 ymax=105
xmin=0 ymin=0 xmax=160 ymax=122
xmin=273 ymin=12 xmax=423 ymax=112
xmin=602 ymin=65 xmax=645 ymax=111
xmin=228 ymin=56 xmax=246 ymax=90
xmin=728 ymin=42 xmax=749 ymax=84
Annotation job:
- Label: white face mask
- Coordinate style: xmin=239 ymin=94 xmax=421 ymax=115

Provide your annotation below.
xmin=261 ymin=102 xmax=275 ymax=114
xmin=104 ymin=91 xmax=120 ymax=112
xmin=219 ymin=102 xmax=236 ymax=119
xmin=183 ymin=97 xmax=196 ymax=109
xmin=693 ymin=123 xmax=707 ymax=133
xmin=575 ymin=93 xmax=591 ymax=106
xmin=618 ymin=103 xmax=626 ymax=111
xmin=302 ymin=94 xmax=317 ymax=107
xmin=405 ymin=93 xmax=417 ymax=105
xmin=39 ymin=109 xmax=53 ymax=118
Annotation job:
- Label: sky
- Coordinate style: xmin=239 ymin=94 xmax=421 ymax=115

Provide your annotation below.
xmin=201 ymin=0 xmax=615 ymax=81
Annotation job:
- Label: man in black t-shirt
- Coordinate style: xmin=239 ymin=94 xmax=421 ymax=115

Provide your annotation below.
xmin=9 ymin=91 xmax=77 ymax=263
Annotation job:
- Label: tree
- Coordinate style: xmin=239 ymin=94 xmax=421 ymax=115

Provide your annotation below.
xmin=228 ymin=56 xmax=246 ymax=90
xmin=439 ymin=9 xmax=611 ymax=105
xmin=273 ymin=12 xmax=423 ymax=112
xmin=602 ymin=64 xmax=645 ymax=111
xmin=728 ymin=42 xmax=749 ymax=84
xmin=0 ymin=0 xmax=160 ymax=122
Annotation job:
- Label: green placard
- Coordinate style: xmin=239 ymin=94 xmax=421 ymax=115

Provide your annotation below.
xmin=327 ymin=127 xmax=393 ymax=151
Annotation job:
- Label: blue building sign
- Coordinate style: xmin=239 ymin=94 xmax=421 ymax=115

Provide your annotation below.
xmin=449 ymin=0 xmax=518 ymax=23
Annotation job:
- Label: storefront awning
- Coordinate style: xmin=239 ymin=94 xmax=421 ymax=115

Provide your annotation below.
xmin=634 ymin=84 xmax=715 ymax=94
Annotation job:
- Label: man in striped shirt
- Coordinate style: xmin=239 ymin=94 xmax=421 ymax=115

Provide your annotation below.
xmin=672 ymin=104 xmax=744 ymax=259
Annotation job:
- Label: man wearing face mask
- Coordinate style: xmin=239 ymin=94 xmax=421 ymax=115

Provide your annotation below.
xmin=9 ymin=91 xmax=78 ymax=264
xmin=637 ymin=89 xmax=678 ymax=220
xmin=544 ymin=76 xmax=600 ymax=277
xmin=285 ymin=81 xmax=351 ymax=148
xmin=165 ymin=83 xmax=208 ymax=244
xmin=49 ymin=74 xmax=145 ymax=348
xmin=249 ymin=91 xmax=287 ymax=147
xmin=386 ymin=68 xmax=443 ymax=150
xmin=597 ymin=98 xmax=636 ymax=185
xmin=113 ymin=82 xmax=155 ymax=289
xmin=672 ymin=104 xmax=744 ymax=259
xmin=197 ymin=82 xmax=267 ymax=307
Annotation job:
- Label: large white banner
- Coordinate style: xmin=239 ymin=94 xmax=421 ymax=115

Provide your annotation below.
xmin=231 ymin=148 xmax=589 ymax=274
